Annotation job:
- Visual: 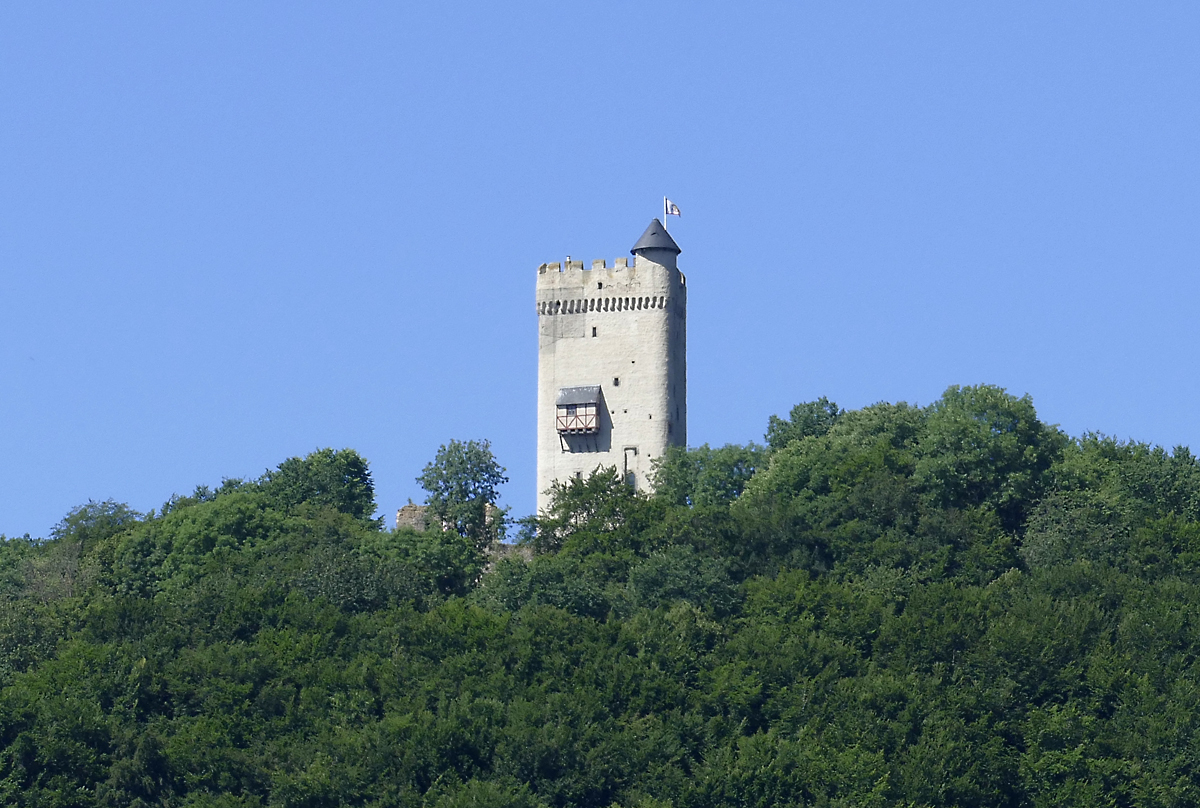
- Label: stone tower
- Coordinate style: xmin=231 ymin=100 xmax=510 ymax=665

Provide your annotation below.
xmin=535 ymin=219 xmax=687 ymax=512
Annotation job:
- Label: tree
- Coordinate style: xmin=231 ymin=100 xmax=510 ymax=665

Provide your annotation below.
xmin=22 ymin=500 xmax=144 ymax=602
xmin=524 ymin=466 xmax=646 ymax=554
xmin=418 ymin=439 xmax=508 ymax=550
xmin=652 ymin=443 xmax=766 ymax=508
xmin=914 ymin=385 xmax=1065 ymax=531
xmin=259 ymin=448 xmax=377 ymax=522
xmin=50 ymin=499 xmax=142 ymax=555
xmin=765 ymin=397 xmax=842 ymax=450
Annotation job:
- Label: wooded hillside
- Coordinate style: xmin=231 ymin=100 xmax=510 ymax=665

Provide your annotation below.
xmin=3 ymin=385 xmax=1200 ymax=807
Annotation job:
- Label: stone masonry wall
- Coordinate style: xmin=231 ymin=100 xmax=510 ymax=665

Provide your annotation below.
xmin=535 ymin=251 xmax=687 ymax=513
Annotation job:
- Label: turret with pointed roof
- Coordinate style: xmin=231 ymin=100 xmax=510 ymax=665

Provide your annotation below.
xmin=631 ymin=218 xmax=682 ymax=256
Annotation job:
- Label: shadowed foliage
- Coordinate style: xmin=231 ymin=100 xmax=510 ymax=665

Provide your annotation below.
xmin=3 ymin=389 xmax=1200 ymax=807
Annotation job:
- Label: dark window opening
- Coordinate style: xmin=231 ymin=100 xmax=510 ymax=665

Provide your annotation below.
xmin=623 ymin=446 xmax=638 ymax=488
xmin=613 ymin=377 xmax=620 ymax=387
xmin=592 ymin=327 xmax=597 ymax=337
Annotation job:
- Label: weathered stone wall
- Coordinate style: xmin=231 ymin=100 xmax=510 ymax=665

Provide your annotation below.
xmin=535 ymin=248 xmax=687 ymax=512
xmin=395 ymin=503 xmax=507 ymax=535
xmin=395 ymin=504 xmax=428 ymax=532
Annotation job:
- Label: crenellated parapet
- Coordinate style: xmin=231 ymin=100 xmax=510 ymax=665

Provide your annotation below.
xmin=537 ymin=257 xmax=630 ymax=274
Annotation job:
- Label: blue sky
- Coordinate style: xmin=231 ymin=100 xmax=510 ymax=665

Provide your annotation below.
xmin=3 ymin=3 xmax=1198 ymax=537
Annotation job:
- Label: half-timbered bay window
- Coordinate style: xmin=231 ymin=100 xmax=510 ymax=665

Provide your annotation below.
xmin=556 ymin=385 xmax=601 ymax=434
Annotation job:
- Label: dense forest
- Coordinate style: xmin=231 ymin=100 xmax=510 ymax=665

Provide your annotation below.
xmin=4 ymin=384 xmax=1200 ymax=807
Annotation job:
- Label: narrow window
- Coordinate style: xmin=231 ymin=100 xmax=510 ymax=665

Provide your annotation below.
xmin=597 ymin=282 xmax=603 ymax=290
xmin=613 ymin=377 xmax=619 ymax=387
xmin=591 ymin=326 xmax=597 ymax=337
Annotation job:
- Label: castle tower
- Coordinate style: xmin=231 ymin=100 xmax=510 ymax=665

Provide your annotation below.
xmin=536 ymin=219 xmax=687 ymax=512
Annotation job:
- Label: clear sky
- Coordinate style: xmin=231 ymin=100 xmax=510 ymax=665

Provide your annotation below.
xmin=3 ymin=3 xmax=1198 ymax=537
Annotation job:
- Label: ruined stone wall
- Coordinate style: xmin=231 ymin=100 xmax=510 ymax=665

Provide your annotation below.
xmin=395 ymin=504 xmax=429 ymax=532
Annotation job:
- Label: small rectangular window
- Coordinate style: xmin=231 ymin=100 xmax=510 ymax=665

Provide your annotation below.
xmin=613 ymin=377 xmax=619 ymax=387
xmin=592 ymin=327 xmax=597 ymax=337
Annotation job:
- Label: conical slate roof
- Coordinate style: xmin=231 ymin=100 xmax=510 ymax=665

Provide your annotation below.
xmin=630 ymin=218 xmax=681 ymax=256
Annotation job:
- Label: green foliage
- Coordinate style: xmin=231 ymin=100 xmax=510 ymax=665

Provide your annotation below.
xmin=525 ymin=466 xmax=650 ymax=555
xmin=50 ymin=499 xmax=143 ymax=553
xmin=914 ymin=384 xmax=1065 ymax=530
xmin=259 ymin=447 xmax=377 ymax=522
xmin=362 ymin=527 xmax=482 ymax=597
xmin=297 ymin=544 xmax=429 ymax=611
xmin=6 ymin=395 xmax=1200 ymax=807
xmin=19 ymin=500 xmax=145 ymax=604
xmin=418 ymin=439 xmax=509 ymax=550
xmin=0 ymin=537 xmax=33 ymax=601
xmin=765 ymin=395 xmax=842 ymax=450
xmin=652 ymin=442 xmax=766 ymax=508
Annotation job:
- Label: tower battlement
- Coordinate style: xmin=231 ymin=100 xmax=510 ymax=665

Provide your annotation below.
xmin=537 ymin=257 xmax=631 ymax=274
xmin=536 ymin=219 xmax=687 ymax=512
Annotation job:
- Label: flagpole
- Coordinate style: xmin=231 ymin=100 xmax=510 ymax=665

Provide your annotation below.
xmin=663 ymin=196 xmax=668 ymax=232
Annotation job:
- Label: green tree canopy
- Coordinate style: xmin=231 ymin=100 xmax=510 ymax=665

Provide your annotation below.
xmin=49 ymin=499 xmax=142 ymax=554
xmin=258 ymin=447 xmax=377 ymax=521
xmin=652 ymin=443 xmax=766 ymax=508
xmin=417 ymin=439 xmax=508 ymax=549
xmin=765 ymin=396 xmax=842 ymax=450
xmin=914 ymin=384 xmax=1065 ymax=530
xmin=6 ymin=393 xmax=1200 ymax=807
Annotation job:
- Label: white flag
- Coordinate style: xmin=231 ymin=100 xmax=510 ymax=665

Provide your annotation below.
xmin=664 ymin=198 xmax=681 ymax=217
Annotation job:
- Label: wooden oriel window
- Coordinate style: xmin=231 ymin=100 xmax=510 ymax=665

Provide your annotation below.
xmin=557 ymin=402 xmax=599 ymax=434
xmin=555 ymin=385 xmax=603 ymax=435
